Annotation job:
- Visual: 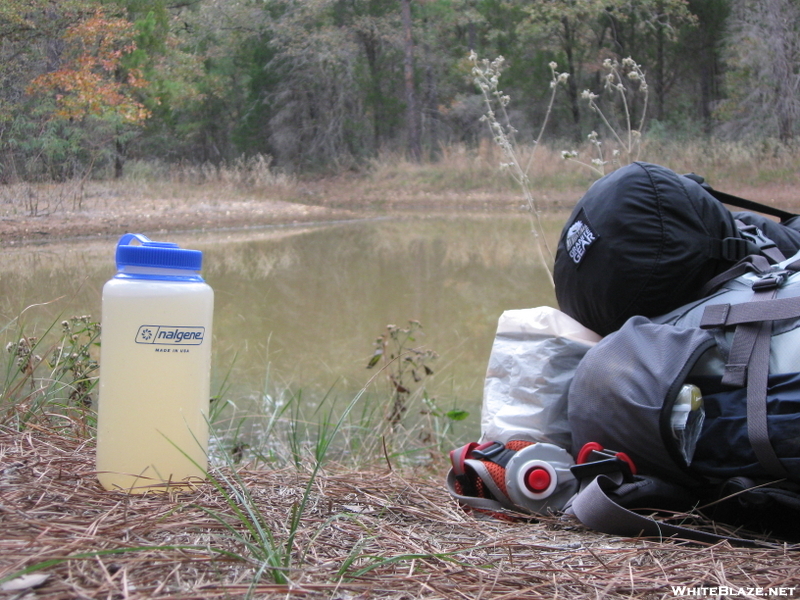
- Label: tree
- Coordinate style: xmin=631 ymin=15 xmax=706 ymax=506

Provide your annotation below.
xmin=137 ymin=0 xmax=249 ymax=165
xmin=26 ymin=8 xmax=151 ymax=179
xmin=1 ymin=0 xmax=783 ymax=179
xmin=401 ymin=0 xmax=422 ymax=161
xmin=28 ymin=10 xmax=149 ymax=124
xmin=0 ymin=0 xmax=110 ymax=180
xmin=609 ymin=1 xmax=697 ymax=123
xmin=516 ymin=0 xmax=695 ymax=141
xmin=669 ymin=0 xmax=729 ymax=133
xmin=263 ymin=1 xmax=367 ymax=169
xmin=330 ymin=0 xmax=405 ymax=153
xmin=719 ymin=0 xmax=800 ymax=143
xmin=517 ymin=0 xmax=597 ymax=141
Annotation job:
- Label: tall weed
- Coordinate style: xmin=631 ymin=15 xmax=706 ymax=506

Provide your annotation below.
xmin=1 ymin=314 xmax=99 ymax=433
xmin=469 ymin=53 xmax=568 ymax=285
xmin=562 ymin=57 xmax=648 ymax=175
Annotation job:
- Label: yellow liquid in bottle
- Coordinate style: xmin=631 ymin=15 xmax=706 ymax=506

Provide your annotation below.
xmin=96 ymin=277 xmax=213 ymax=493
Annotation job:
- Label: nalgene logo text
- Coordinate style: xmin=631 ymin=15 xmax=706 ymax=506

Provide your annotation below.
xmin=135 ymin=325 xmax=205 ymax=345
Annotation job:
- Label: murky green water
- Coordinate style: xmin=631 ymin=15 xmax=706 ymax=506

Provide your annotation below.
xmin=0 ymin=212 xmax=564 ymax=441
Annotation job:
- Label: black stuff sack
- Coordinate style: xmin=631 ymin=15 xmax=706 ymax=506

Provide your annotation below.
xmin=553 ymin=162 xmax=800 ymax=336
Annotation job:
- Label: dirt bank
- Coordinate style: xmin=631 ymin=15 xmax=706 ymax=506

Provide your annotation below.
xmin=0 ymin=176 xmax=583 ymax=246
xmin=2 ymin=174 xmax=797 ymax=247
xmin=0 ymin=194 xmax=361 ymax=246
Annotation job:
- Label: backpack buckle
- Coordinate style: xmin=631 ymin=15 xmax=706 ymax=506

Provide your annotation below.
xmin=720 ymin=237 xmax=757 ymax=262
xmin=571 ymin=442 xmax=637 ymax=483
xmin=739 ymin=224 xmax=778 ymax=254
xmin=471 ymin=441 xmax=517 ymax=467
xmin=752 ymin=270 xmax=789 ymax=291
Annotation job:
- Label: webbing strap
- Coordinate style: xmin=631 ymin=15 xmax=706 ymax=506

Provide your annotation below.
xmin=735 ymin=220 xmax=786 ymax=264
xmin=447 ymin=442 xmax=527 ymax=515
xmin=720 ymin=321 xmax=759 ymax=387
xmin=569 ymin=474 xmax=780 ymax=548
xmin=703 ymin=185 xmax=799 ymax=223
xmin=449 ymin=442 xmax=480 ymax=497
xmin=746 ymin=317 xmax=790 ymax=478
xmin=446 ymin=469 xmax=508 ymax=514
xmin=462 ymin=459 xmax=520 ymax=512
xmin=699 ymin=285 xmax=795 ymax=479
xmin=701 ymin=295 xmax=800 ymax=329
xmin=716 ymin=288 xmax=775 ymax=389
xmin=699 ymin=255 xmax=772 ymax=298
xmin=763 ymin=246 xmax=786 ymax=264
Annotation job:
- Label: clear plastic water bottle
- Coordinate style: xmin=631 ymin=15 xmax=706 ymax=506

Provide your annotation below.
xmin=671 ymin=383 xmax=705 ymax=466
xmin=96 ymin=234 xmax=214 ymax=493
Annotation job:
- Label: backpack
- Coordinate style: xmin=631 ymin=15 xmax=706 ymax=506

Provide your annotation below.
xmin=565 ymin=253 xmax=800 ymax=544
xmin=447 ymin=167 xmax=800 ymax=547
xmin=553 ymin=162 xmax=800 ymax=337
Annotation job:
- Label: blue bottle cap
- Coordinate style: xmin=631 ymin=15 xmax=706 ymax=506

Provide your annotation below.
xmin=115 ymin=233 xmax=203 ymax=271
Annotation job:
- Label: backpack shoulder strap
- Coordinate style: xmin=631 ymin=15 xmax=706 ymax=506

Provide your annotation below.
xmin=699 ymin=271 xmax=800 ymax=479
xmin=568 ymin=473 xmax=790 ymax=548
xmin=711 ymin=188 xmax=798 ymax=223
xmin=683 ymin=173 xmax=799 ymax=223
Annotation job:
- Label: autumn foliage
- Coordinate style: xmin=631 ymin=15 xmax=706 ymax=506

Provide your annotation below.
xmin=27 ymin=9 xmax=150 ymax=124
xmin=1 ymin=0 xmax=798 ymax=181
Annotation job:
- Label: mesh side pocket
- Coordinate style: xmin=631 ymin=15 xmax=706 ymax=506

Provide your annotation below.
xmin=568 ymin=316 xmax=715 ymax=486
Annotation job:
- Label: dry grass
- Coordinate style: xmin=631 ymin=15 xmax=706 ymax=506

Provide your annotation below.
xmin=2 ymin=426 xmax=800 ymax=599
xmin=309 ymin=140 xmax=800 ymax=214
xmin=3 ymin=141 xmax=800 ymax=245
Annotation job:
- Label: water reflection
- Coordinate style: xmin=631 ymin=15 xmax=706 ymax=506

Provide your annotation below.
xmin=0 ymin=213 xmax=563 ymax=439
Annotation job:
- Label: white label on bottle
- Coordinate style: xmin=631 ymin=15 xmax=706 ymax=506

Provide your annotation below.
xmin=135 ymin=325 xmax=205 ymax=345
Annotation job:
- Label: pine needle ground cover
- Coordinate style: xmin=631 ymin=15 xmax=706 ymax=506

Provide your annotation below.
xmin=2 ymin=427 xmax=799 ymax=599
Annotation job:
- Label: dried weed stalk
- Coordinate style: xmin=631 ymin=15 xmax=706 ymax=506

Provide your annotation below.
xmin=470 ymin=52 xmax=566 ymax=287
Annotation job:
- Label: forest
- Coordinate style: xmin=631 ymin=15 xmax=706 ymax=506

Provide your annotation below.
xmin=1 ymin=0 xmax=798 ymax=182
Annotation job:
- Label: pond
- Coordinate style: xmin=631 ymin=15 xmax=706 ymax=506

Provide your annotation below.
xmin=0 ymin=212 xmax=565 ymax=455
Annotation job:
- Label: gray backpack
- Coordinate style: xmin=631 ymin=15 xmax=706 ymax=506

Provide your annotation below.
xmin=571 ymin=253 xmax=800 ymax=483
